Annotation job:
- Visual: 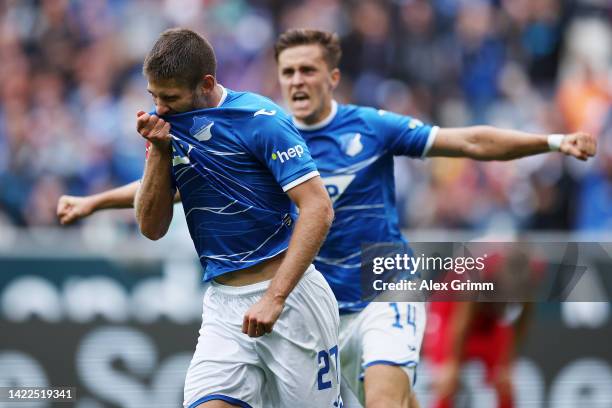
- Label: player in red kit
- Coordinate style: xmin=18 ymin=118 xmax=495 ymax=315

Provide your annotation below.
xmin=425 ymin=249 xmax=542 ymax=408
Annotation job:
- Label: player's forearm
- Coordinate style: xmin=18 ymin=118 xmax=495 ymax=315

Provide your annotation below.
xmin=90 ymin=181 xmax=141 ymax=210
xmin=266 ymin=201 xmax=334 ymax=302
xmin=135 ymin=145 xmax=174 ymax=240
xmin=448 ymin=302 xmax=476 ymax=363
xmin=453 ymin=126 xmax=550 ymax=161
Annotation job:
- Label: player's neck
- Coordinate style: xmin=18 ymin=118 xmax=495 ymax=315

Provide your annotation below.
xmin=208 ymin=84 xmax=225 ymax=108
xmin=194 ymin=84 xmax=226 ymax=110
xmin=293 ymin=99 xmax=338 ymax=131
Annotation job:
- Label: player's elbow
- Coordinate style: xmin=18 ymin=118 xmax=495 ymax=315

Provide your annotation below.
xmin=320 ymin=197 xmax=334 ymax=228
xmin=141 ymin=228 xmax=167 ymax=241
xmin=135 ymin=192 xmax=173 ymax=240
xmin=463 ymin=143 xmax=491 ymax=160
xmin=136 ymin=206 xmax=172 ymax=241
xmin=463 ymin=127 xmax=499 ymax=161
xmin=303 ymin=194 xmax=334 ymax=230
xmin=139 ymin=222 xmax=169 ymax=241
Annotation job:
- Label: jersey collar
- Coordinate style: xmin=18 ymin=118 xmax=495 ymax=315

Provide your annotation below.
xmin=216 ymin=84 xmax=228 ymax=107
xmin=292 ymin=100 xmax=338 ymax=131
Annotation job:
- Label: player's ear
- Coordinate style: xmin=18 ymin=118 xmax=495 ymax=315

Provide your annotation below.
xmin=200 ymin=75 xmax=216 ymax=94
xmin=330 ymin=68 xmax=340 ymax=90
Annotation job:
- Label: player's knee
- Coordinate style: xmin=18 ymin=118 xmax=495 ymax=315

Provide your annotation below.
xmin=364 ymin=382 xmax=411 ymax=408
xmin=364 ymin=365 xmax=412 ymax=408
xmin=408 ymin=389 xmax=421 ymax=408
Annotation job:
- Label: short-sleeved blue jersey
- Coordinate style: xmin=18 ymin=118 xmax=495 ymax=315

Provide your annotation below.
xmin=295 ymin=101 xmax=438 ymax=313
xmin=161 ymin=87 xmax=319 ymax=280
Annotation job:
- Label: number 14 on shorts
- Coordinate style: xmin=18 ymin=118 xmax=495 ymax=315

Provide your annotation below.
xmin=389 ymin=302 xmax=417 ymax=333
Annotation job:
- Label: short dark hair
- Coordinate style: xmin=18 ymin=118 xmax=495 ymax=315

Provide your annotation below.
xmin=143 ymin=28 xmax=216 ymax=89
xmin=274 ymin=29 xmax=342 ymax=69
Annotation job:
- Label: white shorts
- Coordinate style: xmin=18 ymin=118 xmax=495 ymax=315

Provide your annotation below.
xmin=183 ymin=265 xmax=342 ymax=408
xmin=339 ymin=301 xmax=426 ymax=403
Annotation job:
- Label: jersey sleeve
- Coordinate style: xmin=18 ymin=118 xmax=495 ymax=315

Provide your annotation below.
xmin=374 ymin=109 xmax=439 ymax=158
xmin=250 ymin=113 xmax=319 ymax=192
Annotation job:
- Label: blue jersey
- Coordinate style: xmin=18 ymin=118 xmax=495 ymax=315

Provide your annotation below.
xmin=295 ymin=102 xmax=437 ymax=312
xmin=161 ymin=87 xmax=319 ymax=280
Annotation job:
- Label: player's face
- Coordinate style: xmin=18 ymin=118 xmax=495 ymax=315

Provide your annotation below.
xmin=277 ymin=44 xmax=340 ymax=125
xmin=147 ymin=79 xmax=202 ymax=115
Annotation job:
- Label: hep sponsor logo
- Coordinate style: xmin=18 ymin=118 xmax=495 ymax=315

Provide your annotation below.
xmin=271 ymin=144 xmax=305 ymax=163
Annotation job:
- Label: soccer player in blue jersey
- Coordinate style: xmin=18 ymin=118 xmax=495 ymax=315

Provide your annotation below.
xmin=275 ymin=30 xmax=429 ymax=408
xmin=131 ymin=28 xmax=341 ymax=408
xmin=271 ymin=29 xmax=595 ymax=408
xmin=58 ymin=28 xmax=596 ymax=408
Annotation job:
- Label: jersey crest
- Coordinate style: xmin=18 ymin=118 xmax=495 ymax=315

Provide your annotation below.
xmin=190 ymin=116 xmax=214 ymax=141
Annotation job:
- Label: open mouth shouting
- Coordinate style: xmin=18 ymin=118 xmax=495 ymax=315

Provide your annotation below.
xmin=291 ymin=91 xmax=310 ymax=110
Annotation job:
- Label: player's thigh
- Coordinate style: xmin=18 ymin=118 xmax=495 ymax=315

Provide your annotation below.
xmin=184 ymin=354 xmax=263 ymax=408
xmin=258 ymin=266 xmax=341 ymax=405
xmin=184 ymin=287 xmax=264 ymax=408
xmin=360 ymin=302 xmax=425 ymax=405
xmin=360 ymin=302 xmax=426 ymax=368
xmin=362 ymin=300 xmax=425 ymax=346
xmin=363 ymin=365 xmax=412 ymax=408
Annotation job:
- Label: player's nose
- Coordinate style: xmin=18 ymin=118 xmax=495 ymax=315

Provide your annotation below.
xmin=156 ymin=104 xmax=171 ymax=115
xmin=290 ymin=72 xmax=305 ymax=86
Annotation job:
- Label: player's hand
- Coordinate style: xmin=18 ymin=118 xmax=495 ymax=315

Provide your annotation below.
xmin=136 ymin=110 xmax=172 ymax=150
xmin=242 ymin=294 xmax=285 ymax=337
xmin=433 ymin=360 xmax=461 ymax=399
xmin=560 ymin=132 xmax=597 ymax=161
xmin=57 ymin=195 xmax=95 ymax=225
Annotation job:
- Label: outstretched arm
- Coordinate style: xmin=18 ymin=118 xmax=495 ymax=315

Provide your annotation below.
xmin=57 ymin=181 xmax=140 ymax=225
xmin=428 ymin=127 xmax=596 ymax=161
xmin=242 ymin=176 xmax=334 ymax=337
xmin=57 ymin=181 xmax=181 ymax=225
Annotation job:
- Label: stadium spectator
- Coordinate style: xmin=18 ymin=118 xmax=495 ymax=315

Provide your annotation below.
xmin=1 ymin=0 xmax=610 ymax=233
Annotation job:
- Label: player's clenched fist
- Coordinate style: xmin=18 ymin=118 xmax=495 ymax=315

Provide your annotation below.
xmin=242 ymin=294 xmax=285 ymax=337
xmin=560 ymin=132 xmax=597 ymax=161
xmin=136 ymin=110 xmax=171 ymax=149
xmin=57 ymin=195 xmax=94 ymax=225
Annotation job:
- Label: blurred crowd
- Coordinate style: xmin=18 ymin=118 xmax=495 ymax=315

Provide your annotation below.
xmin=0 ymin=0 xmax=611 ymax=233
